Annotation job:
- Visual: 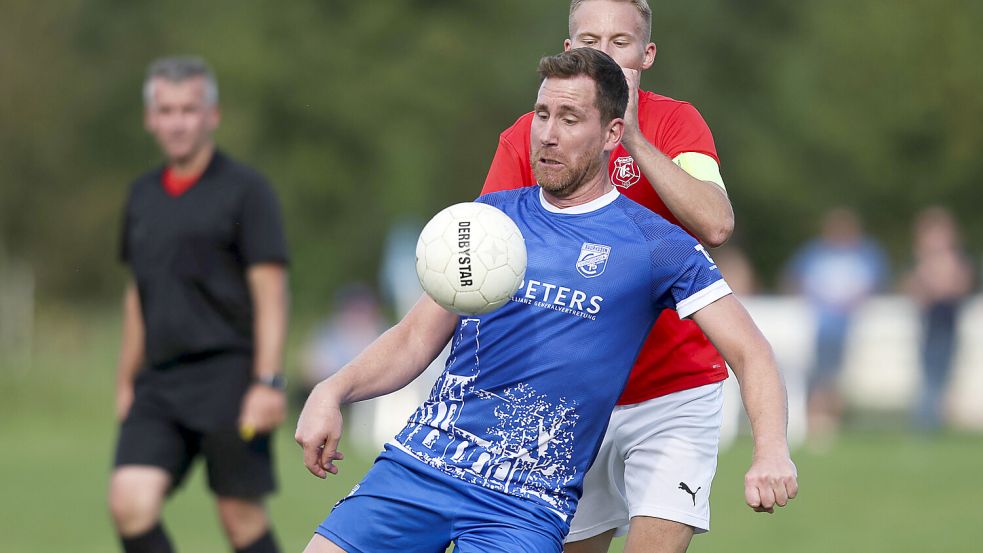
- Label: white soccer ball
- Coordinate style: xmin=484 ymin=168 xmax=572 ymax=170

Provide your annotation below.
xmin=416 ymin=202 xmax=526 ymax=315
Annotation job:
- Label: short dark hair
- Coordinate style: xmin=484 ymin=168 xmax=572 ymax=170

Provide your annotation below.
xmin=537 ymin=48 xmax=628 ymax=124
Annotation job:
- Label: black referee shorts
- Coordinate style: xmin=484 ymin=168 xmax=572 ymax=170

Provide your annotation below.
xmin=113 ymin=353 xmax=276 ymax=498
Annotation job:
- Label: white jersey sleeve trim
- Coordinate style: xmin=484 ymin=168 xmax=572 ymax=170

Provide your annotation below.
xmin=676 ymin=279 xmax=732 ymax=319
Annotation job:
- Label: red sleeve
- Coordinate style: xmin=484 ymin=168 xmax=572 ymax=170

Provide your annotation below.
xmin=481 ymin=114 xmax=536 ymax=194
xmin=659 ymin=102 xmax=720 ymax=165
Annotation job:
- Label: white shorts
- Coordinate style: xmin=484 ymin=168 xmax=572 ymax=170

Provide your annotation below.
xmin=566 ymin=382 xmax=724 ymax=541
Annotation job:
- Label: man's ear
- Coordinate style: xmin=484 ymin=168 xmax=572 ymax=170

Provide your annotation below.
xmin=606 ymin=118 xmax=625 ymax=151
xmin=642 ymin=42 xmax=657 ymax=70
xmin=208 ymin=105 xmax=221 ymax=131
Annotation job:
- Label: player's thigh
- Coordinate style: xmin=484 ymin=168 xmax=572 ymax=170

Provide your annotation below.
xmin=304 ymin=533 xmax=348 ymax=553
xmin=622 ymin=383 xmax=723 ymax=533
xmin=565 ymin=416 xmax=629 ymax=544
xmin=201 ymin=429 xmax=275 ymax=498
xmin=623 ymin=516 xmax=693 ymax=553
xmin=564 ymin=529 xmax=617 ymax=553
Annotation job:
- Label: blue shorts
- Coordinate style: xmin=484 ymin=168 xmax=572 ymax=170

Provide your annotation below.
xmin=316 ymin=445 xmax=568 ymax=552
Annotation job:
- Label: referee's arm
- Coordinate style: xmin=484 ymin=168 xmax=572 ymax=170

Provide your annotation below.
xmin=239 ymin=263 xmax=289 ymax=436
xmin=115 ymin=281 xmax=145 ymax=421
xmin=248 ymin=262 xmax=288 ymax=383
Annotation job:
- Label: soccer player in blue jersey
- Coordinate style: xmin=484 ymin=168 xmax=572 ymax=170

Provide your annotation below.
xmin=296 ymin=47 xmax=796 ymax=553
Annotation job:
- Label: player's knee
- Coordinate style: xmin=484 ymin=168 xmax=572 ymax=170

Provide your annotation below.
xmin=217 ymin=497 xmax=268 ymax=547
xmin=107 ymin=471 xmax=166 ymax=535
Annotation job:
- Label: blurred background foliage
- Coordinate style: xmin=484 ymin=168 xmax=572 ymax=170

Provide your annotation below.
xmin=2 ymin=0 xmax=982 ymax=313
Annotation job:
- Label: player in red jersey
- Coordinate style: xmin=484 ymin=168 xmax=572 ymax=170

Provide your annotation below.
xmin=483 ymin=2 xmax=797 ymax=551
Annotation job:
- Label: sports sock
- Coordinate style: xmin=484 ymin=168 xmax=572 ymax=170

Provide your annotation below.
xmin=120 ymin=523 xmax=173 ymax=553
xmin=235 ymin=529 xmax=279 ymax=553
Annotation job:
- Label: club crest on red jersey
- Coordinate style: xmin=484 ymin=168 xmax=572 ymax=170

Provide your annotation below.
xmin=612 ymin=156 xmax=641 ymax=188
xmin=577 ymin=243 xmax=611 ymax=278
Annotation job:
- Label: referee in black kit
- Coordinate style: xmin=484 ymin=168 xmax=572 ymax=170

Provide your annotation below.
xmin=108 ymin=56 xmax=288 ymax=553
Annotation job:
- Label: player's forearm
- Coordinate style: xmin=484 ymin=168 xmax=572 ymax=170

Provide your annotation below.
xmin=316 ymin=328 xmax=425 ymax=405
xmin=116 ymin=283 xmax=145 ymax=386
xmin=248 ymin=263 xmax=289 ymax=379
xmin=622 ymin=133 xmax=734 ymax=247
xmin=319 ymin=296 xmax=456 ymax=406
xmin=730 ymin=346 xmax=790 ymax=456
xmin=693 ymin=297 xmax=789 ymax=454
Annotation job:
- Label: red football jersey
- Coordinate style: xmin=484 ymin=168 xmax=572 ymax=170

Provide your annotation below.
xmin=482 ymin=90 xmax=728 ymax=405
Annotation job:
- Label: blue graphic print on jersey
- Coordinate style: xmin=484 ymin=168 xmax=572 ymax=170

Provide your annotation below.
xmin=394 ymin=186 xmax=729 ymax=519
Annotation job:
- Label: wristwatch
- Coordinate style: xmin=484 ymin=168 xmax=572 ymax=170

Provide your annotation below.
xmin=256 ymin=373 xmax=287 ymax=390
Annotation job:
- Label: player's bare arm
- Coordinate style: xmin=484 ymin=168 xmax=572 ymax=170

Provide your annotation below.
xmin=620 ymin=68 xmax=734 ymax=247
xmin=115 ymin=281 xmax=145 ymax=421
xmin=240 ymin=263 xmax=289 ymax=437
xmin=690 ymin=295 xmax=798 ymax=513
xmin=295 ymin=294 xmax=458 ymax=478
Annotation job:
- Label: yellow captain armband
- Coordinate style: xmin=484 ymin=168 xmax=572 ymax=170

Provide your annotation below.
xmin=672 ymin=152 xmax=726 ymax=191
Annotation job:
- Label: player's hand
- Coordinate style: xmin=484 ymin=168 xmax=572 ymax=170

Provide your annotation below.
xmin=295 ymin=381 xmax=345 ymax=479
xmin=116 ymin=382 xmax=134 ymax=421
xmin=744 ymin=450 xmax=798 ymax=513
xmin=239 ymin=383 xmax=287 ymax=438
xmin=621 ymin=67 xmax=643 ymax=147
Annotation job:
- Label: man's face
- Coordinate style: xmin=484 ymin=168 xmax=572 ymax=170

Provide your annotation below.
xmin=531 ymin=75 xmax=613 ymax=198
xmin=144 ymin=77 xmax=219 ymax=164
xmin=565 ymin=0 xmax=656 ymax=71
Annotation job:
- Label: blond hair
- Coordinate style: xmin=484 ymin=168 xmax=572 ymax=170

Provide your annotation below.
xmin=569 ymin=0 xmax=652 ymax=43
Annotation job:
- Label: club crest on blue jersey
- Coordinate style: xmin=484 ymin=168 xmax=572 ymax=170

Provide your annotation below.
xmin=577 ymin=243 xmax=611 ymax=278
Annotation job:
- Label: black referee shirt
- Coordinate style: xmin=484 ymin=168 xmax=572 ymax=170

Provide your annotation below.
xmin=120 ymin=150 xmax=289 ymax=369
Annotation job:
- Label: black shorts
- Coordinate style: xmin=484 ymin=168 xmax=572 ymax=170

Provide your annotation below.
xmin=113 ymin=352 xmax=276 ymax=498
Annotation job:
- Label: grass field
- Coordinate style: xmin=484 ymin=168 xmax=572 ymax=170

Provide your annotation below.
xmin=2 ymin=308 xmax=982 ymax=552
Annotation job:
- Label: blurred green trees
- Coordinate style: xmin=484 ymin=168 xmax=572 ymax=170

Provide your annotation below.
xmin=2 ymin=0 xmax=981 ymax=311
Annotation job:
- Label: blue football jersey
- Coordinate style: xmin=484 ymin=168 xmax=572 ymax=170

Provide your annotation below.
xmin=393 ymin=186 xmax=731 ymax=519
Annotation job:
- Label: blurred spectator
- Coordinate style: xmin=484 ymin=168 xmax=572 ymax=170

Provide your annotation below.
xmin=904 ymin=207 xmax=974 ymax=431
xmin=785 ymin=207 xmax=889 ymax=446
xmin=713 ymin=243 xmax=757 ymax=296
xmin=379 ymin=218 xmax=424 ymax=318
xmin=298 ymin=283 xmax=386 ymax=406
